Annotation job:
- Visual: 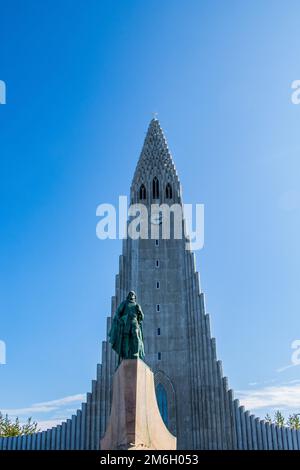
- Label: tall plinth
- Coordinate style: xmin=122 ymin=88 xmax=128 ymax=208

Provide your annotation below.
xmin=100 ymin=359 xmax=177 ymax=450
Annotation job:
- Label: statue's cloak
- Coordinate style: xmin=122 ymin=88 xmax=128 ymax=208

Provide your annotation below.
xmin=108 ymin=300 xmax=144 ymax=359
xmin=109 ymin=301 xmax=126 ymax=357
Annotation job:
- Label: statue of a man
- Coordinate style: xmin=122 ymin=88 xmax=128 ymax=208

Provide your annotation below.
xmin=108 ymin=291 xmax=145 ymax=363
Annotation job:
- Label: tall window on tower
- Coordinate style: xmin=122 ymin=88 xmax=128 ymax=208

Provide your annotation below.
xmin=139 ymin=184 xmax=146 ymax=200
xmin=156 ymin=383 xmax=168 ymax=427
xmin=165 ymin=183 xmax=172 ymax=199
xmin=152 ymin=177 xmax=159 ymax=199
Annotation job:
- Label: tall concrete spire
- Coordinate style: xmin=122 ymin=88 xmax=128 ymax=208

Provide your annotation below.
xmin=131 ymin=118 xmax=181 ymax=204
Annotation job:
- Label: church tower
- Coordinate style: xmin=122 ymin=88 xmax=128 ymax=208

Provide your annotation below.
xmin=105 ymin=118 xmax=237 ymax=449
xmin=1 ymin=118 xmax=299 ymax=451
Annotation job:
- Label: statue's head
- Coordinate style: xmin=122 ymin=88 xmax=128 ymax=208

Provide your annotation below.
xmin=127 ymin=291 xmax=136 ymax=302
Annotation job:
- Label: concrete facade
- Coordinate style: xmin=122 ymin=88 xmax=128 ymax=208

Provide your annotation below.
xmin=1 ymin=118 xmax=299 ymax=450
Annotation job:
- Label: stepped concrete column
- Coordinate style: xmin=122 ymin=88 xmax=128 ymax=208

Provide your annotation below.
xmin=101 ymin=359 xmax=176 ymax=450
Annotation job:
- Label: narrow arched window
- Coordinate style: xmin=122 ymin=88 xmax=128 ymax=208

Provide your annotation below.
xmin=156 ymin=383 xmax=168 ymax=426
xmin=152 ymin=177 xmax=159 ymax=199
xmin=139 ymin=184 xmax=146 ymax=200
xmin=166 ymin=183 xmax=172 ymax=199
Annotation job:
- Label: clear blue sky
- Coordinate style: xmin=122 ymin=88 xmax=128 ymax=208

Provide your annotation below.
xmin=1 ymin=0 xmax=300 ymax=428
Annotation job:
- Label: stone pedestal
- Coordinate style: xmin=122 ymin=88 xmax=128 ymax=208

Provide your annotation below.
xmin=101 ymin=359 xmax=177 ymax=450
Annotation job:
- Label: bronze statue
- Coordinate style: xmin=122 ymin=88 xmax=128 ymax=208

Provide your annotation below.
xmin=109 ymin=291 xmax=145 ymax=363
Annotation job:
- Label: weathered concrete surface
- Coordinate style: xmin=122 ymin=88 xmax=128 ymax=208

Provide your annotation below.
xmin=101 ymin=359 xmax=176 ymax=450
